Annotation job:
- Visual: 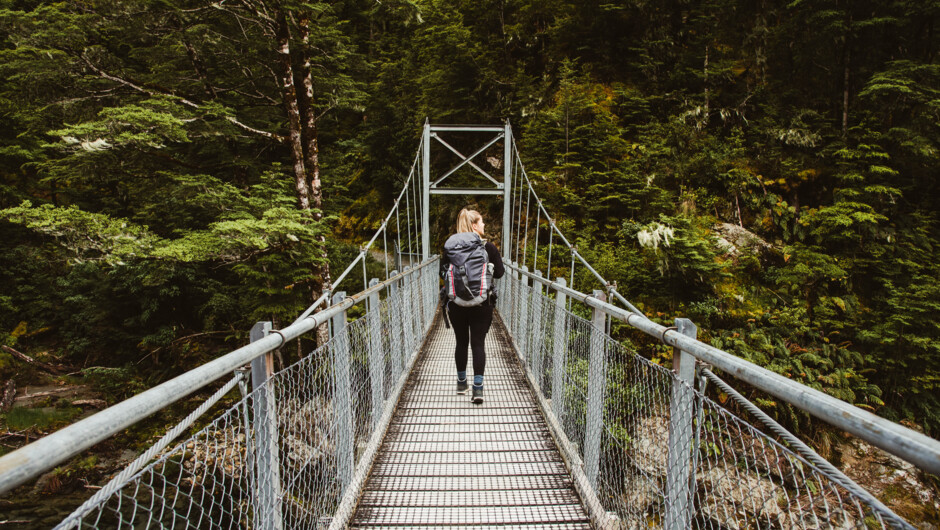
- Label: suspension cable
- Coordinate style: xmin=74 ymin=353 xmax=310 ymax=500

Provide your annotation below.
xmin=568 ymin=250 xmax=575 ymax=313
xmin=405 ymin=177 xmax=413 ymax=264
xmin=546 ymin=223 xmax=553 ymax=280
xmin=533 ymin=204 xmax=541 ymax=272
xmin=294 ymin=145 xmax=421 ymax=325
xmin=56 ymin=372 xmax=247 ymax=528
xmin=512 ymin=143 xmax=644 ymax=316
xmin=412 ymin=155 xmax=420 ymax=258
xmin=395 ymin=198 xmax=401 ymax=270
xmin=515 ymin=161 xmax=525 ymax=263
xmin=522 ymin=188 xmax=531 ymax=265
xmin=700 ymin=369 xmax=910 ymax=529
xmin=507 ymin=154 xmax=522 ymax=262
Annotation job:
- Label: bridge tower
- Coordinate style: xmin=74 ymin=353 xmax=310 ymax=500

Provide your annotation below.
xmin=420 ymin=121 xmax=513 ymax=259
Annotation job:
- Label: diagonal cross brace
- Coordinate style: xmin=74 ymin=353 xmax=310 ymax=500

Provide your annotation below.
xmin=431 ymin=133 xmax=502 ymax=186
xmin=430 ymin=132 xmax=505 ymax=187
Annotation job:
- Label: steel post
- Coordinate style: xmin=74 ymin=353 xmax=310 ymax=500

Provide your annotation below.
xmin=551 ymin=278 xmax=568 ymax=422
xmin=367 ymin=279 xmax=385 ymax=431
xmin=416 ymin=265 xmax=426 ymax=332
xmin=402 ymin=267 xmax=416 ymax=352
xmin=519 ymin=265 xmax=530 ymax=362
xmin=584 ymin=290 xmax=607 ymax=490
xmin=422 ymin=123 xmax=431 ymax=260
xmin=331 ymin=292 xmax=354 ymax=491
xmin=665 ymin=318 xmax=698 ymax=530
xmin=502 ymin=121 xmax=512 ymax=254
xmin=531 ymin=271 xmax=545 ymax=390
xmin=250 ymin=322 xmax=283 ymax=530
xmin=388 ymin=271 xmax=403 ymax=383
xmin=512 ymin=263 xmax=522 ymax=343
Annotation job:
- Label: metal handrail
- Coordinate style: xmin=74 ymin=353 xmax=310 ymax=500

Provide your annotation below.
xmin=504 ymin=260 xmax=940 ymax=476
xmin=0 ymin=258 xmax=440 ymax=496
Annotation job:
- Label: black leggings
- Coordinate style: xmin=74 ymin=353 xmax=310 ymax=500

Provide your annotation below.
xmin=447 ymin=302 xmax=494 ymax=377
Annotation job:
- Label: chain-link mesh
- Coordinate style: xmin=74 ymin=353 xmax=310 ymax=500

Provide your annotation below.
xmin=55 ymin=265 xmax=438 ymax=529
xmin=496 ymin=269 xmax=909 ymax=529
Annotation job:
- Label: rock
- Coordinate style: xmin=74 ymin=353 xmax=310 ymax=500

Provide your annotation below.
xmin=696 ymin=465 xmax=784 ymax=529
xmin=630 ymin=415 xmax=669 ymax=477
xmin=838 ymin=438 xmax=940 ymax=524
xmin=712 ymin=223 xmax=773 ymax=258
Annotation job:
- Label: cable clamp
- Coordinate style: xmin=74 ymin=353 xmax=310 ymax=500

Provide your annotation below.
xmin=270 ymin=330 xmax=287 ymax=348
xmin=660 ymin=326 xmax=678 ymax=345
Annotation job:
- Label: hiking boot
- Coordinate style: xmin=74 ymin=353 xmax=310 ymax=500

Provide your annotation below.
xmin=456 ymin=379 xmax=468 ymax=394
xmin=472 ymin=385 xmax=484 ymax=404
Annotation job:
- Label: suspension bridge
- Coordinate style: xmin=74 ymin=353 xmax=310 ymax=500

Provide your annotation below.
xmin=1 ymin=123 xmax=938 ymax=529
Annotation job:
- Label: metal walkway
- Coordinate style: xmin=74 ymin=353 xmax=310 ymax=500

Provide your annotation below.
xmin=350 ymin=315 xmax=590 ymax=528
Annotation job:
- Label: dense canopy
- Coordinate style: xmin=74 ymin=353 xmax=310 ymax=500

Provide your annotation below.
xmin=0 ymin=0 xmax=937 ymax=469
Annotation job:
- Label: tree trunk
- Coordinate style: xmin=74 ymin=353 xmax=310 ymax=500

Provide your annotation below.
xmin=275 ymin=8 xmax=311 ymax=211
xmin=1 ymin=380 xmax=15 ymax=412
xmin=296 ymin=14 xmax=332 ymax=348
xmin=296 ymin=16 xmax=323 ymax=221
xmin=842 ymin=46 xmax=850 ymax=138
xmin=703 ymin=44 xmax=710 ymax=126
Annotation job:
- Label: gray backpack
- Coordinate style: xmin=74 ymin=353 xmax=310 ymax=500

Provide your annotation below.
xmin=442 ymin=233 xmax=493 ymax=307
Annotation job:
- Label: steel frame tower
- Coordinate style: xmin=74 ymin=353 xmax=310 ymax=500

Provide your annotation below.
xmin=420 ymin=121 xmax=513 ymax=259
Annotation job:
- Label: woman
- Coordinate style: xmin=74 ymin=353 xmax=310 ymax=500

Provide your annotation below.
xmin=441 ymin=208 xmax=505 ymax=404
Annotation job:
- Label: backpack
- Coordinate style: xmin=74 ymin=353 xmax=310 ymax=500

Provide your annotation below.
xmin=442 ymin=232 xmax=493 ymax=307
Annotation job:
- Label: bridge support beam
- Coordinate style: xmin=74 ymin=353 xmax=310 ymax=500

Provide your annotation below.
xmin=388 ymin=271 xmax=403 ymax=383
xmin=502 ymin=121 xmax=512 ymax=255
xmin=531 ymin=270 xmax=545 ymax=390
xmin=519 ymin=265 xmax=530 ymax=362
xmin=331 ymin=292 xmax=354 ymax=492
xmin=665 ymin=318 xmax=698 ymax=530
xmin=584 ymin=290 xmax=607 ymax=490
xmin=402 ymin=267 xmax=416 ymax=353
xmin=421 ymin=122 xmax=431 ymax=260
xmin=367 ymin=278 xmax=385 ymax=431
xmin=550 ymin=278 xmax=567 ymax=422
xmin=250 ymin=321 xmax=283 ymax=530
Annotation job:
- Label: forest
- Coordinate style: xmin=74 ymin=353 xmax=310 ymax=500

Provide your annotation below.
xmin=0 ymin=0 xmax=937 ymax=512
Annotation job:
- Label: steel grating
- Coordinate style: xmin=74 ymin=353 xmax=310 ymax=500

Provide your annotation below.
xmin=349 ymin=315 xmax=591 ymax=528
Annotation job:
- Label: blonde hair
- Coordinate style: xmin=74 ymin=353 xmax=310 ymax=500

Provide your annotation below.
xmin=456 ymin=208 xmax=482 ymax=234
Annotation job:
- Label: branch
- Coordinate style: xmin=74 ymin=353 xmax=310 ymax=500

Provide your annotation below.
xmin=12 ymin=386 xmax=88 ymax=405
xmin=1 ymin=345 xmax=67 ymax=375
xmin=78 ymin=54 xmax=284 ymax=143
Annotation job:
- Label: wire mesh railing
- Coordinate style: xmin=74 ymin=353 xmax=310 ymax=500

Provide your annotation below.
xmin=496 ymin=261 xmax=924 ymax=529
xmin=41 ymin=261 xmax=438 ymax=529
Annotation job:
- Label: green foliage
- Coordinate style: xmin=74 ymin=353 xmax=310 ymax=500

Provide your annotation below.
xmin=3 ymin=406 xmax=84 ymax=432
xmin=0 ymin=0 xmax=938 ymax=446
xmin=81 ymin=366 xmax=146 ymax=402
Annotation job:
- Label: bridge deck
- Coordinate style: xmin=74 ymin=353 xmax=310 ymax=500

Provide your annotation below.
xmin=350 ymin=314 xmax=591 ymax=528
